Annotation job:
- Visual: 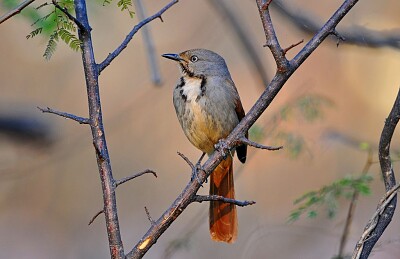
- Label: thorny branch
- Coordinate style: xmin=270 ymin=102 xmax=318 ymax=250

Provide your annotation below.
xmin=125 ymin=0 xmax=362 ymax=258
xmin=352 ymin=88 xmax=400 ymax=259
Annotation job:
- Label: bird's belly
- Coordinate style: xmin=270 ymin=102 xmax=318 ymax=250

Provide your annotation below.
xmin=181 ymin=100 xmax=235 ymax=154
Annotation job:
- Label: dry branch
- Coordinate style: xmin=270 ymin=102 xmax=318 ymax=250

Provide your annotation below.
xmin=38 ymin=106 xmax=90 ymax=124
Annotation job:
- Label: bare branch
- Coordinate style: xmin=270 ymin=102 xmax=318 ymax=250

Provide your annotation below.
xmin=208 ymin=0 xmax=270 ymax=86
xmin=52 ymin=0 xmax=85 ymax=31
xmin=177 ymin=151 xmax=195 ymax=170
xmin=133 ymin=0 xmax=162 ymax=85
xmin=239 ymin=136 xmax=283 ymax=151
xmin=144 ymin=207 xmax=155 ymax=225
xmin=37 ymin=106 xmax=90 ymax=124
xmin=74 ymin=1 xmax=124 ymax=257
xmin=0 ymin=0 xmax=35 ymax=25
xmin=283 ymin=39 xmax=304 ymax=55
xmin=261 ymin=0 xmax=273 ymax=11
xmin=126 ymin=1 xmax=362 ymax=258
xmin=193 ymin=195 xmax=256 ymax=207
xmin=271 ymin=0 xmax=400 ymax=49
xmin=352 ymin=88 xmax=400 ymax=259
xmin=338 ymin=151 xmax=374 ymax=258
xmin=88 ymin=209 xmax=104 ymax=226
xmin=115 ymin=169 xmax=157 ymax=187
xmin=257 ymin=0 xmax=289 ymax=72
xmin=98 ymin=0 xmax=179 ymax=73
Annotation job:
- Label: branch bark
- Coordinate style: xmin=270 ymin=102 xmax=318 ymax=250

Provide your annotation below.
xmin=125 ymin=0 xmax=362 ymax=258
xmin=352 ymin=88 xmax=400 ymax=259
xmin=74 ymin=0 xmax=124 ymax=258
xmin=0 ymin=0 xmax=35 ymax=25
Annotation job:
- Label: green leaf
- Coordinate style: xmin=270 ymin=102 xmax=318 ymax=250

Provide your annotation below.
xmin=289 ymin=175 xmax=374 ymax=221
xmin=43 ymin=31 xmax=59 ymax=60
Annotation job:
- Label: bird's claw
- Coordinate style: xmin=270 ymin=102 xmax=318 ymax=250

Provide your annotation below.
xmin=214 ymin=139 xmax=229 ymax=159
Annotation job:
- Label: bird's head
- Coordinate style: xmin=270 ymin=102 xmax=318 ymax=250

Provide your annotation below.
xmin=162 ymin=49 xmax=230 ymax=78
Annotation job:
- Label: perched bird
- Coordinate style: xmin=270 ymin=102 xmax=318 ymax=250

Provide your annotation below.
xmin=162 ymin=49 xmax=247 ymax=243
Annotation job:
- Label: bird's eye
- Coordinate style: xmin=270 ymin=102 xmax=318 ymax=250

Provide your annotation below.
xmin=190 ymin=55 xmax=198 ymax=62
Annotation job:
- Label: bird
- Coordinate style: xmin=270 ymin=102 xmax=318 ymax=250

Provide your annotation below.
xmin=162 ymin=49 xmax=247 ymax=243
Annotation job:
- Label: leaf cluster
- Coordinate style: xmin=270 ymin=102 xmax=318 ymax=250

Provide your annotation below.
xmin=104 ymin=0 xmax=135 ymax=18
xmin=288 ymin=175 xmax=373 ymax=222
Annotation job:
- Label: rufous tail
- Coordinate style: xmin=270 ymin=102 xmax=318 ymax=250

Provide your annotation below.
xmin=209 ymin=155 xmax=237 ymax=243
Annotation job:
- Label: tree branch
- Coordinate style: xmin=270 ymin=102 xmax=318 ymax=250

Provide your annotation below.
xmin=193 ymin=195 xmax=256 ymax=207
xmin=257 ymin=0 xmax=289 ymax=72
xmin=271 ymin=0 xmax=400 ymax=49
xmin=207 ymin=0 xmax=270 ymax=86
xmin=37 ymin=106 xmax=90 ymax=124
xmin=133 ymin=0 xmax=162 ymax=85
xmin=97 ymin=0 xmax=179 ymax=73
xmin=239 ymin=136 xmax=282 ymax=151
xmin=125 ymin=1 xmax=361 ymax=258
xmin=115 ymin=169 xmax=157 ymax=187
xmin=74 ymin=0 xmax=123 ymax=258
xmin=352 ymin=88 xmax=400 ymax=259
xmin=0 ymin=0 xmax=35 ymax=25
xmin=52 ymin=0 xmax=85 ymax=30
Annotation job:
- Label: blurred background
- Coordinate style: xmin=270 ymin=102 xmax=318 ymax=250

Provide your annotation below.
xmin=1 ymin=0 xmax=400 ymax=258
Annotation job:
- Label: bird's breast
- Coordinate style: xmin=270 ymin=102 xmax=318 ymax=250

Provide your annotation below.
xmin=173 ymin=76 xmax=238 ymax=154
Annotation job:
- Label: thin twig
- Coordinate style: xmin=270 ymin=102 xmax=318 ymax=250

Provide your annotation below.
xmin=0 ymin=0 xmax=35 ymax=25
xmin=52 ymin=0 xmax=85 ymax=30
xmin=37 ymin=106 xmax=90 ymax=124
xmin=177 ymin=151 xmax=195 ymax=170
xmin=283 ymin=39 xmax=304 ymax=55
xmin=134 ymin=0 xmax=162 ymax=85
xmin=88 ymin=209 xmax=104 ymax=225
xmin=115 ymin=169 xmax=157 ymax=187
xmin=144 ymin=207 xmax=155 ymax=225
xmin=338 ymin=150 xmax=373 ymax=258
xmin=239 ymin=137 xmax=283 ymax=151
xmin=98 ymin=0 xmax=179 ymax=73
xmin=330 ymin=30 xmax=346 ymax=47
xmin=193 ymin=195 xmax=256 ymax=207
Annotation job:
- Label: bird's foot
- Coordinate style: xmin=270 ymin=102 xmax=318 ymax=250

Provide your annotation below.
xmin=214 ymin=139 xmax=229 ymax=159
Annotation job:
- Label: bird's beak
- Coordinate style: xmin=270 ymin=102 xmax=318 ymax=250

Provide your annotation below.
xmin=161 ymin=53 xmax=184 ymax=62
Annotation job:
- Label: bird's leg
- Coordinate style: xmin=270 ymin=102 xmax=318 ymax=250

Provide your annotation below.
xmin=191 ymin=152 xmax=206 ymax=185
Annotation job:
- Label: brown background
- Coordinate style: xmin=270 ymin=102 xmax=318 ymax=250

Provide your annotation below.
xmin=1 ymin=0 xmax=400 ymax=258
